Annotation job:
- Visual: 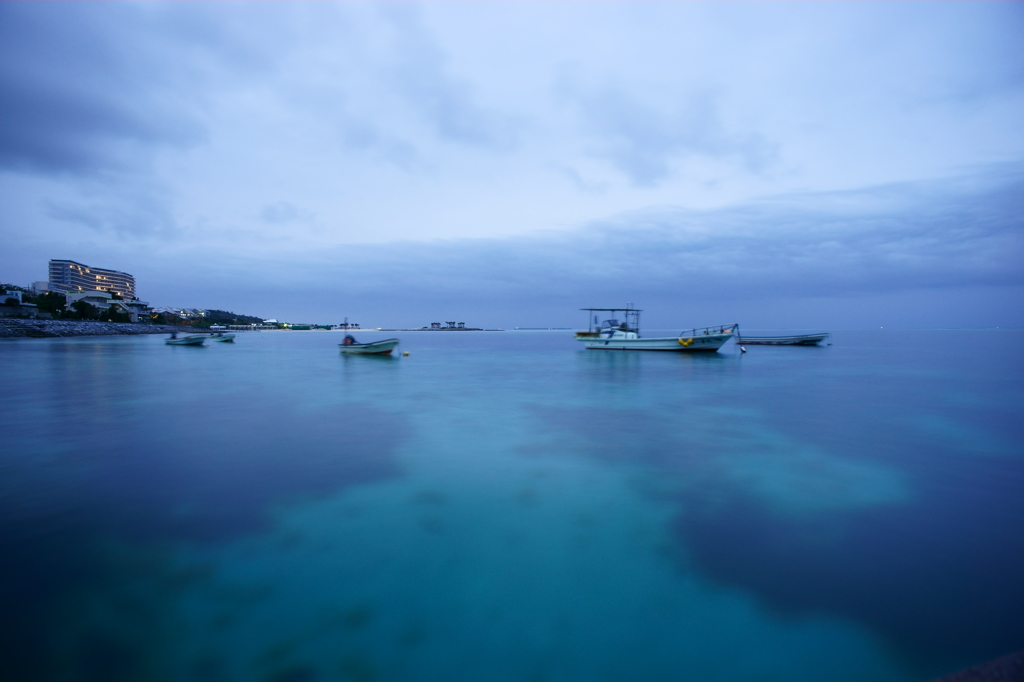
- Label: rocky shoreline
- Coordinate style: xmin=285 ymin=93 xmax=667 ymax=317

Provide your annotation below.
xmin=0 ymin=318 xmax=181 ymax=339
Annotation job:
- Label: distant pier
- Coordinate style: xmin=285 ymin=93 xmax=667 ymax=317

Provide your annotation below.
xmin=375 ymin=321 xmax=502 ymax=332
xmin=374 ymin=327 xmax=504 ymax=332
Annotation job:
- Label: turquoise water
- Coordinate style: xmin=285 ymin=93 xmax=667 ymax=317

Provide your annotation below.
xmin=1 ymin=330 xmax=1022 ymax=681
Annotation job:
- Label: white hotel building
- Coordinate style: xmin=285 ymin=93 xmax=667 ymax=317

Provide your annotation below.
xmin=46 ymin=259 xmax=137 ymax=299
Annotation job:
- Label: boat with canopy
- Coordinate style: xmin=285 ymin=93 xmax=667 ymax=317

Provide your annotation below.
xmin=575 ymin=307 xmax=736 ymax=352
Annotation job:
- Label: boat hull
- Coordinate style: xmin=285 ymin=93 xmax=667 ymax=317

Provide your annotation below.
xmin=339 ymin=338 xmax=400 ymax=355
xmin=737 ymin=333 xmax=829 ymax=346
xmin=578 ymin=332 xmax=733 ymax=351
xmin=166 ymin=336 xmax=206 ymax=346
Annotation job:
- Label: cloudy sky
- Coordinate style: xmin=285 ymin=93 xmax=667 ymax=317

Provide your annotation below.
xmin=1 ymin=2 xmax=1021 ymax=328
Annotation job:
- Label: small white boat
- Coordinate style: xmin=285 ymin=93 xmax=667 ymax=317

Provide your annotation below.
xmin=575 ymin=307 xmax=736 ymax=352
xmin=736 ymin=333 xmax=830 ymax=346
xmin=166 ymin=334 xmax=207 ymax=346
xmin=210 ymin=332 xmax=236 ymax=342
xmin=339 ymin=334 xmax=400 ymax=355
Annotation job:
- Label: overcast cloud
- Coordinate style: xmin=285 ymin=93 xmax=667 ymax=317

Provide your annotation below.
xmin=1 ymin=2 xmax=1022 ymax=328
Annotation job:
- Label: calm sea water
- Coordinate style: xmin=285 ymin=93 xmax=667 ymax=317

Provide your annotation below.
xmin=1 ymin=329 xmax=1022 ymax=682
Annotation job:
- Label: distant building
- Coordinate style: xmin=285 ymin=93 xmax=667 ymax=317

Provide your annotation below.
xmin=66 ymin=291 xmax=115 ymax=310
xmin=152 ymin=306 xmax=204 ymax=321
xmin=48 ymin=259 xmax=136 ymax=299
xmin=123 ymin=300 xmax=150 ymax=322
xmin=428 ymin=321 xmax=474 ymax=330
xmin=67 ymin=291 xmax=149 ymax=322
xmin=1 ymin=289 xmax=39 ymax=318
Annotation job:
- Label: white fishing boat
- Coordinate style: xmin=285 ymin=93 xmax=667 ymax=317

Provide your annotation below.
xmin=210 ymin=332 xmax=236 ymax=342
xmin=166 ymin=334 xmax=206 ymax=346
xmin=339 ymin=334 xmax=400 ymax=355
xmin=575 ymin=307 xmax=736 ymax=352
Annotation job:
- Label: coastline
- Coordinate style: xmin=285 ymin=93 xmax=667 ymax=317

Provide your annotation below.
xmin=0 ymin=319 xmax=181 ymax=339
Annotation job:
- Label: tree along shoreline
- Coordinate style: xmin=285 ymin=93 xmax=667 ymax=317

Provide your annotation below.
xmin=0 ymin=319 xmax=182 ymax=339
xmin=3 ymin=283 xmax=264 ymax=327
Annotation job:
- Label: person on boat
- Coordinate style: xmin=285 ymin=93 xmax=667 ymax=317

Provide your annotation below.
xmin=170 ymin=331 xmax=178 ymax=339
xmin=342 ymin=334 xmax=357 ymax=346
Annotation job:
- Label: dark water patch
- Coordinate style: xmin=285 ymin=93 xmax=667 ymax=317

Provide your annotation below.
xmin=266 ymin=664 xmax=319 ymax=682
xmin=337 ymin=654 xmax=378 ymax=682
xmin=0 ymin=531 xmax=213 ymax=680
xmin=75 ymin=632 xmax=144 ymax=682
xmin=339 ymin=604 xmax=375 ymax=631
xmin=515 ymin=486 xmax=539 ymax=505
xmin=0 ymin=527 xmax=103 ymax=681
xmin=0 ymin=354 xmax=408 ymax=680
xmin=190 ymin=653 xmax=230 ymax=682
xmin=0 ymin=396 xmax=405 ymax=543
xmin=734 ymin=357 xmax=1022 ymax=477
xmin=257 ymin=638 xmax=302 ymax=669
xmin=928 ymin=650 xmax=1024 ymax=682
xmin=675 ymin=449 xmax=1024 ymax=679
xmin=9 ymin=541 xmax=215 ymax=682
xmin=398 ymin=624 xmax=427 ymax=647
xmin=420 ymin=515 xmax=446 ymax=535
